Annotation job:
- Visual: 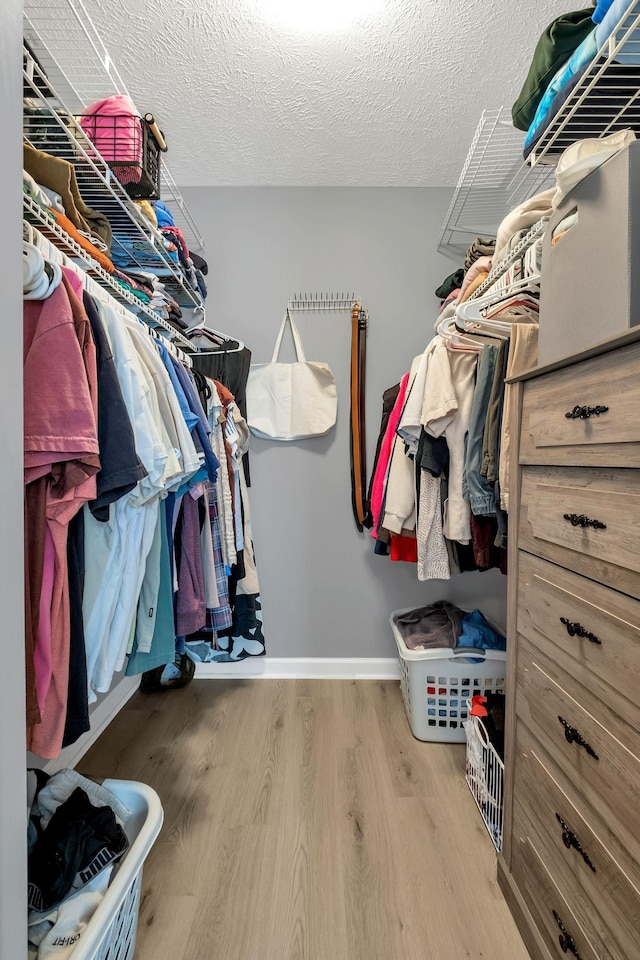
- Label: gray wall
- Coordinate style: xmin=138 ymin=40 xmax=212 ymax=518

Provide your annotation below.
xmin=182 ymin=187 xmax=507 ymax=658
xmin=1 ymin=0 xmax=27 ymax=955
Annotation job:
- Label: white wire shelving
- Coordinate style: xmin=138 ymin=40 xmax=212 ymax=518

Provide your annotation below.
xmin=438 ymin=5 xmax=640 ymax=257
xmin=437 ymin=109 xmax=555 ymax=256
xmin=528 ymin=3 xmax=640 ymax=165
xmin=23 ymin=0 xmax=206 ymax=311
xmin=23 ymin=193 xmax=196 ymax=357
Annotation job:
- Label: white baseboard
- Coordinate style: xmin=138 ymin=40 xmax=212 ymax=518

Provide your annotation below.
xmin=195 ymin=657 xmax=400 ymax=680
xmin=43 ymin=675 xmax=141 ymax=774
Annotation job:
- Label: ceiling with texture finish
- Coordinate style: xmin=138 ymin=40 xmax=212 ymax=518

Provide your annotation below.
xmin=84 ymin=0 xmax=573 ymax=186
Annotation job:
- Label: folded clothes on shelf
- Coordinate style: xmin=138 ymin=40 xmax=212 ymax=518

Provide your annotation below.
xmin=24 ymin=143 xmax=112 ymax=251
xmin=48 ymin=208 xmax=116 ymax=273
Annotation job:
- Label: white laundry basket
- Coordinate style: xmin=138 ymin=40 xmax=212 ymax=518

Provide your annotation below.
xmin=70 ymin=779 xmax=163 ymax=960
xmin=391 ymin=608 xmax=506 ymax=743
xmin=464 ymin=700 xmax=505 ymax=851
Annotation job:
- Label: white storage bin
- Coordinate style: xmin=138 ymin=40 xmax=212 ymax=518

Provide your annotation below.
xmin=391 ymin=608 xmax=506 ymax=743
xmin=464 ymin=700 xmax=505 ymax=852
xmin=70 ymin=779 xmax=163 ymax=960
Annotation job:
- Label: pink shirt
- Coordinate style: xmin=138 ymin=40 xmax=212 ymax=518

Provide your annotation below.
xmin=370 ymin=372 xmax=410 ymax=539
xmin=24 ymin=282 xmax=99 ymax=483
xmin=25 ymin=282 xmax=99 ymax=759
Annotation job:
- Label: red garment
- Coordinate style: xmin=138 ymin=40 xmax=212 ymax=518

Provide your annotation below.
xmin=213 ymin=380 xmax=237 ymax=518
xmin=25 ymin=280 xmax=99 ymax=759
xmin=161 ymin=225 xmax=190 ymax=260
xmin=469 ymin=513 xmax=507 ymax=575
xmin=390 ymin=534 xmax=418 ymax=563
xmin=370 ymin=372 xmax=410 ymax=539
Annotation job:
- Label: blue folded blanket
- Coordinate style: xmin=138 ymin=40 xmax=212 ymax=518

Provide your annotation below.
xmin=455 ymin=610 xmax=506 ymax=652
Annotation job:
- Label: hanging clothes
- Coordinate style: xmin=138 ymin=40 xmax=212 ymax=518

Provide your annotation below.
xmin=374 ymin=198 xmax=543 ymax=582
xmin=23 ymin=232 xmax=262 ymax=759
xmin=184 ymin=375 xmax=266 ymax=663
xmin=24 ymin=276 xmax=100 ymax=759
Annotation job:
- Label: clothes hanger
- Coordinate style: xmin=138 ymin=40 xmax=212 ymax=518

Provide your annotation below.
xmin=462 ymin=321 xmax=509 ymax=341
xmin=455 ymin=279 xmax=540 ymax=327
xmin=186 ymin=325 xmax=245 ymax=354
xmin=465 ymin=241 xmax=542 ymax=306
xmin=455 ymin=304 xmax=522 ymax=339
xmin=437 ymin=314 xmax=486 ymax=350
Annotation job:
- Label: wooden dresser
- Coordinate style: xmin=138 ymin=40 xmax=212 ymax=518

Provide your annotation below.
xmin=499 ymin=328 xmax=640 ymax=960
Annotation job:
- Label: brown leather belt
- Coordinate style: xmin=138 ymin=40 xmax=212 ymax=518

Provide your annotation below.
xmin=350 ymin=303 xmax=371 ymax=531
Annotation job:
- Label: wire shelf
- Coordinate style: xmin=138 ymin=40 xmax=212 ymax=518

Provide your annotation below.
xmin=24 ymin=193 xmax=195 ymax=358
xmin=23 ymin=49 xmax=203 ymax=312
xmin=528 ymin=3 xmax=640 ymax=165
xmin=23 ymin=0 xmax=206 ymax=286
xmin=437 ymin=109 xmax=555 ymax=257
xmin=288 ymin=292 xmax=360 ymax=312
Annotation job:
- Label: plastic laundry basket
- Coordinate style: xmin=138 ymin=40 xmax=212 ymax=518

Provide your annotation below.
xmin=69 ymin=780 xmax=163 ymax=960
xmin=391 ymin=608 xmax=507 ymax=743
xmin=464 ymin=700 xmax=505 ymax=851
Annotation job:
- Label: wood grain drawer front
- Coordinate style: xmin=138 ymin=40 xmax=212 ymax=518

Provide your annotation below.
xmin=518 ymin=553 xmax=640 ymax=734
xmin=512 ymin=832 xmax=599 ymax=960
xmin=520 ymin=341 xmax=640 ymax=468
xmin=519 ymin=466 xmax=640 ymax=600
xmin=516 ymin=643 xmax=640 ymax=866
xmin=513 ymin=729 xmax=640 ymax=960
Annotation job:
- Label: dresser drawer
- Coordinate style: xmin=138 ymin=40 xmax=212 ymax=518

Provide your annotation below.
xmin=511 ymin=830 xmax=599 ymax=960
xmin=513 ymin=725 xmax=640 ymax=960
xmin=520 ymin=341 xmax=640 ymax=468
xmin=519 ymin=466 xmax=640 ymax=600
xmin=518 ymin=553 xmax=640 ymax=734
xmin=516 ymin=639 xmax=640 ymax=865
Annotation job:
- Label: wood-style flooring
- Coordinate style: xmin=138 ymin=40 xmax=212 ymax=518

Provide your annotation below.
xmin=79 ymin=679 xmax=530 ymax=960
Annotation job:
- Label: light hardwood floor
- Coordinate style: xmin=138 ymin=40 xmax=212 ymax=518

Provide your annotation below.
xmin=79 ymin=679 xmax=531 ymax=960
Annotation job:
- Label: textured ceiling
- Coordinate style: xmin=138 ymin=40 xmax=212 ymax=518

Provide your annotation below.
xmin=84 ymin=0 xmax=574 ymax=186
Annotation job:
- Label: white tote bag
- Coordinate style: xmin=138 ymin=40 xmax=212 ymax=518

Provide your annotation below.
xmin=246 ymin=311 xmax=337 ymax=441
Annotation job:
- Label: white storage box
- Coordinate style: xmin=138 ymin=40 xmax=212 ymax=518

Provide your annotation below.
xmin=70 ymin=779 xmax=163 ymax=960
xmin=539 ymin=141 xmax=640 ymax=366
xmin=464 ymin=700 xmax=505 ymax=852
xmin=391 ymin=608 xmax=506 ymax=743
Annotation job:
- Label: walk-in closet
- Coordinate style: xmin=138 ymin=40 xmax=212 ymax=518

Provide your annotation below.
xmin=4 ymin=0 xmax=640 ymax=957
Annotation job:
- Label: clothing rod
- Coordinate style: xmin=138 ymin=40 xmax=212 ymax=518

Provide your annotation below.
xmin=288 ymin=292 xmax=360 ymax=312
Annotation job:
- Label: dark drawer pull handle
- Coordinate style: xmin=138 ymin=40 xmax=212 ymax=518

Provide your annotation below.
xmin=560 ymin=618 xmax=601 ymax=645
xmin=565 ymin=404 xmax=609 ymax=420
xmin=553 ymin=911 xmax=582 ymax=958
xmin=555 ymin=814 xmax=597 ymax=872
xmin=563 ymin=513 xmax=607 ymax=530
xmin=558 ymin=717 xmax=599 ymax=760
